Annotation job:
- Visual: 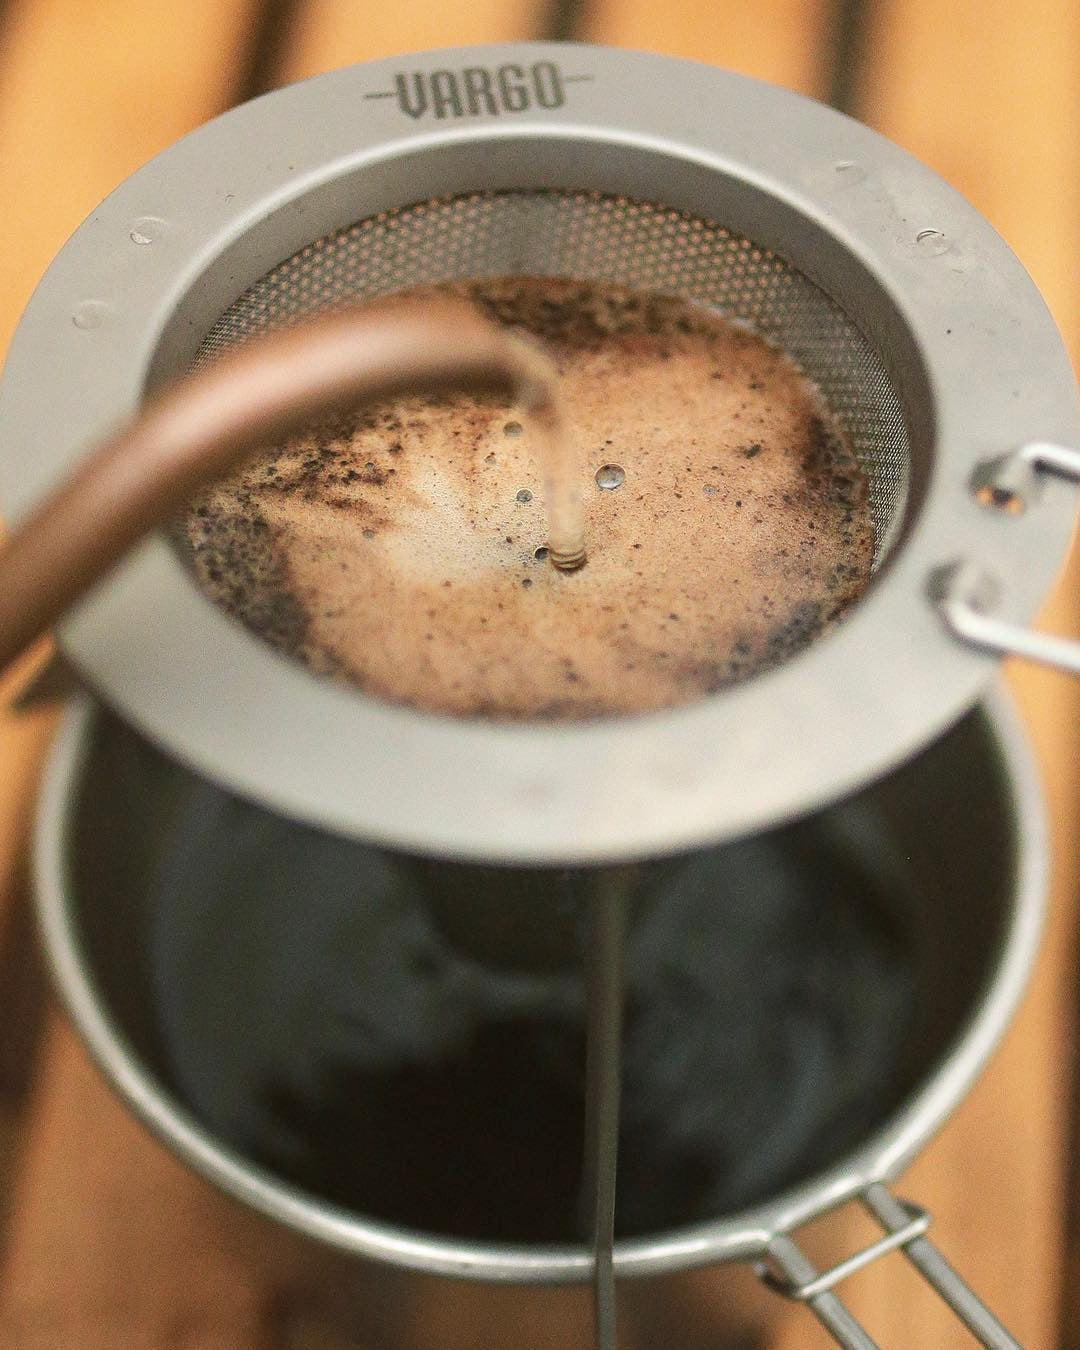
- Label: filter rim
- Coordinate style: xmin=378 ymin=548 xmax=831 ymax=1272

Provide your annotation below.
xmin=1 ymin=43 xmax=1076 ymax=862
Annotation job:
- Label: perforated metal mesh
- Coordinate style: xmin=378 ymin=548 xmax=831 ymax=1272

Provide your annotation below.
xmin=198 ymin=191 xmax=909 ymax=564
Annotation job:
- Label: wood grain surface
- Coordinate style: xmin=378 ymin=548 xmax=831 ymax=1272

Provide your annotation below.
xmin=0 ymin=0 xmax=264 ymax=913
xmin=581 ymin=0 xmax=830 ymax=97
xmin=830 ymin=2 xmax=1080 ymax=1345
xmin=0 ymin=0 xmax=1078 ymax=1347
xmin=273 ymin=0 xmax=546 ymax=84
xmin=0 ymin=0 xmax=275 ymax=1342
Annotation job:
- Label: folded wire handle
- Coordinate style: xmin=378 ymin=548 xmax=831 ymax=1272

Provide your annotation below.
xmin=934 ymin=442 xmax=1080 ymax=673
xmin=754 ymin=1183 xmax=1021 ymax=1349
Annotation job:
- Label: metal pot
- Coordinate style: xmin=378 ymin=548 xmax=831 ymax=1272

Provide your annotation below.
xmin=35 ymin=688 xmax=1043 ymax=1347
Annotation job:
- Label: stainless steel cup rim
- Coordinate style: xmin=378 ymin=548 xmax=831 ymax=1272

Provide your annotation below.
xmin=34 ymin=687 xmax=1046 ymax=1282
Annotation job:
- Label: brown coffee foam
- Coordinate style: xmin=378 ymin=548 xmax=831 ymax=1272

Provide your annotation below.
xmin=184 ymin=278 xmax=874 ymax=719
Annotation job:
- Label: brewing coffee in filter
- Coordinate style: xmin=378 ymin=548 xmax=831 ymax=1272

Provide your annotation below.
xmin=0 ymin=44 xmax=1076 ymax=1350
xmin=1 ymin=45 xmax=1077 ymax=865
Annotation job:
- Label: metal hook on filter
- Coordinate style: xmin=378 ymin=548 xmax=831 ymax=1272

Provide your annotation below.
xmin=969 ymin=440 xmax=1080 ymax=514
xmin=933 ymin=442 xmax=1080 ymax=675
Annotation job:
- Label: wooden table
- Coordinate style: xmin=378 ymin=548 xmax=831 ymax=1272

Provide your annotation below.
xmin=0 ymin=1 xmax=1078 ymax=1346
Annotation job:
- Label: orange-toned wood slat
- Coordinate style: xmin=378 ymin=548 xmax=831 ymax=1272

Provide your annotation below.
xmin=0 ymin=0 xmax=264 ymax=926
xmin=0 ymin=1020 xmax=282 ymax=1350
xmin=0 ymin=1 xmax=542 ymax=1348
xmin=0 ymin=0 xmax=265 ymax=1340
xmin=0 ymin=650 xmax=55 ymax=1011
xmin=569 ymin=0 xmax=1080 ymax=1344
xmin=274 ymin=0 xmax=546 ymax=85
xmin=579 ymin=2 xmax=837 ymax=1344
xmin=581 ymin=0 xmax=830 ymax=98
xmin=813 ymin=1 xmax=1080 ymax=1348
xmin=0 ymin=0 xmax=261 ymax=355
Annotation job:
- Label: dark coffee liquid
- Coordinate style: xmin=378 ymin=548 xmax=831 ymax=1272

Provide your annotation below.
xmin=184 ymin=278 xmax=874 ymax=719
xmin=146 ymin=776 xmax=916 ymax=1241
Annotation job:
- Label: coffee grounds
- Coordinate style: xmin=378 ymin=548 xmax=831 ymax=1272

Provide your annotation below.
xmin=183 ymin=277 xmax=874 ymax=719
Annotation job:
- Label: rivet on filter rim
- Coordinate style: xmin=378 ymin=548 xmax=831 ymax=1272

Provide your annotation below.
xmin=914 ymin=228 xmax=950 ymax=256
xmin=71 ymin=301 xmax=110 ymax=330
xmin=129 ymin=216 xmax=168 ymax=246
xmin=970 ymin=443 xmax=1080 ymax=514
xmin=927 ymin=560 xmax=1002 ymax=615
xmin=970 ymin=455 xmax=1034 ymax=514
xmin=832 ymin=160 xmax=867 ymax=186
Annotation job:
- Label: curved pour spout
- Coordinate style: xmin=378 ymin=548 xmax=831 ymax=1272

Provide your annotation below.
xmin=0 ymin=299 xmax=580 ymax=678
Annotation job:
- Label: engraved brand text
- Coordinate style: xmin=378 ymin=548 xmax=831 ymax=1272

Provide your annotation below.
xmin=365 ymin=63 xmax=592 ymax=119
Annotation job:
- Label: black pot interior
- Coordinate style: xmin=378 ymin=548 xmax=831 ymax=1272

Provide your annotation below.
xmin=63 ymin=706 xmax=1019 ymax=1244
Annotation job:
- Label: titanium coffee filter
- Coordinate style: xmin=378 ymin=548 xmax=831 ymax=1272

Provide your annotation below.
xmin=0 ymin=43 xmax=1076 ymax=863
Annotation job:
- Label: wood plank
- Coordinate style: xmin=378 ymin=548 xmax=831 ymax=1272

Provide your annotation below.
xmin=580 ymin=0 xmax=831 ymax=98
xmin=0 ymin=0 xmax=266 ymax=1331
xmin=0 ymin=0 xmax=259 ymax=353
xmin=273 ymin=0 xmax=547 ymax=86
xmin=576 ymin=2 xmax=1080 ymax=1345
xmin=571 ymin=5 xmax=831 ymax=1345
xmin=0 ymin=650 xmax=55 ymax=1005
xmin=820 ymin=1 xmax=1080 ymax=1347
xmin=0 ymin=0 xmax=266 ymax=919
xmin=0 ymin=1018 xmax=282 ymax=1349
xmin=0 ymin=2 xmax=542 ymax=1346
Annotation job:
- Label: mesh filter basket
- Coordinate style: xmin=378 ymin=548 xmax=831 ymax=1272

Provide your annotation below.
xmin=196 ymin=191 xmax=909 ymax=566
xmin=0 ymin=43 xmax=1077 ymax=862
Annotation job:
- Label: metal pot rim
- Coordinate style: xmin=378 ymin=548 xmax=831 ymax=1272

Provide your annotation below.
xmin=1 ymin=43 xmax=1077 ymax=863
xmin=34 ymin=688 xmax=1046 ymax=1281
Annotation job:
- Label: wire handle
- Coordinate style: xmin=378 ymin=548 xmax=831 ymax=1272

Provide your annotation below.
xmin=754 ymin=1183 xmax=1021 ymax=1349
xmin=934 ymin=442 xmax=1080 ymax=674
